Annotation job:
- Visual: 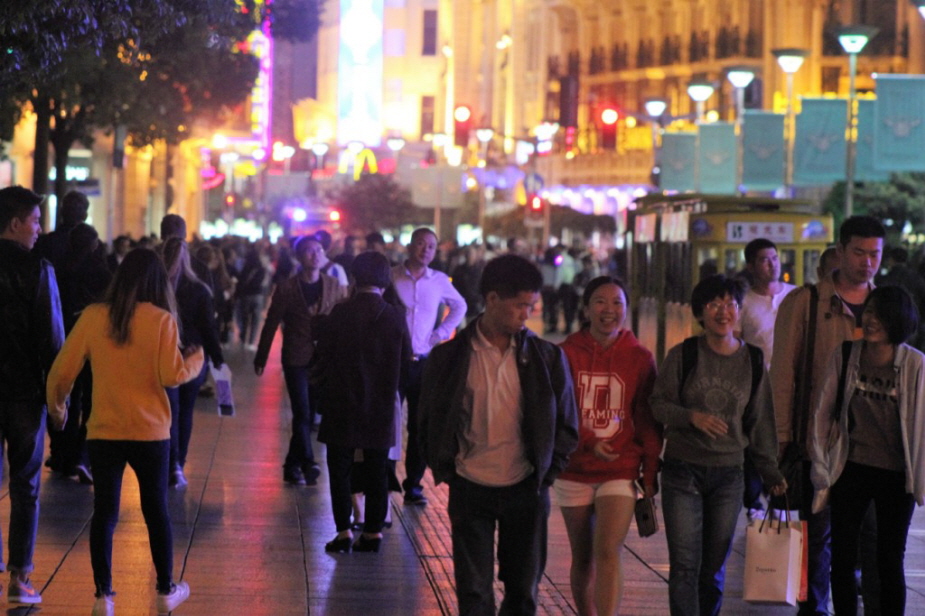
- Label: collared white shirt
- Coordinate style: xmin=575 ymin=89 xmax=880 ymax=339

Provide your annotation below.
xmin=455 ymin=325 xmax=533 ymax=487
xmin=391 ymin=263 xmax=467 ymax=356
xmin=739 ymin=283 xmax=796 ymax=367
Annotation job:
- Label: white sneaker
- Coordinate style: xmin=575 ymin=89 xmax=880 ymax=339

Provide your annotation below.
xmin=156 ymin=581 xmax=189 ymax=613
xmin=92 ymin=594 xmax=115 ymax=616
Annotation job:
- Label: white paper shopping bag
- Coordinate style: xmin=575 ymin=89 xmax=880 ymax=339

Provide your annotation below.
xmin=743 ymin=516 xmax=803 ymax=606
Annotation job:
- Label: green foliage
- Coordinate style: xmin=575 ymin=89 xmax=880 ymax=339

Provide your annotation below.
xmin=823 ymin=174 xmax=925 ymax=243
xmin=333 ymin=174 xmax=427 ymax=233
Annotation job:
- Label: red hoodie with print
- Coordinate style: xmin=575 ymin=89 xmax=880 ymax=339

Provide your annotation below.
xmin=557 ymin=328 xmax=663 ymax=487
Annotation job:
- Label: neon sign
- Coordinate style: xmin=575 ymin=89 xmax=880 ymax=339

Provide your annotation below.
xmin=338 ymin=148 xmax=380 ymax=180
xmin=248 ymin=27 xmax=272 ymax=149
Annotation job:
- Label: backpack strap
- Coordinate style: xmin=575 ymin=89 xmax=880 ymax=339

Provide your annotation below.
xmin=745 ymin=343 xmax=765 ymax=410
xmin=833 ymin=340 xmax=853 ymax=422
xmin=679 ymin=336 xmax=700 ymax=401
xmin=794 ymin=283 xmax=819 ymax=445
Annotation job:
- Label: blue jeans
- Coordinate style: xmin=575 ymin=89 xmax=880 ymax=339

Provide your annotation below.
xmin=167 ymin=361 xmax=208 ymax=470
xmin=830 ymin=461 xmax=915 ymax=616
xmin=282 ymin=365 xmax=314 ymax=471
xmin=661 ymin=458 xmax=744 ymax=616
xmin=88 ymin=440 xmax=174 ymax=595
xmin=448 ymin=476 xmax=549 ymax=616
xmin=236 ymin=294 xmax=263 ymax=345
xmin=798 ymin=460 xmax=832 ymax=616
xmin=0 ymin=399 xmax=45 ymax=575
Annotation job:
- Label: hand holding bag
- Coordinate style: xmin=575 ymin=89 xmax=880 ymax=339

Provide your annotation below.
xmin=743 ymin=502 xmax=804 ymax=606
xmin=211 ymin=363 xmax=235 ymax=417
xmin=633 ymin=481 xmax=659 ymax=538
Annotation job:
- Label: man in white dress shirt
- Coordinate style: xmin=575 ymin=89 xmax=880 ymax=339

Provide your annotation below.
xmin=736 ymin=238 xmax=796 ymax=522
xmin=391 ymin=227 xmax=466 ymax=505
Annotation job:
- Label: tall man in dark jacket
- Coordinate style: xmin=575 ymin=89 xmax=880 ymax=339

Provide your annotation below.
xmin=419 ymin=254 xmax=579 ymax=616
xmin=0 ymin=186 xmax=65 ymax=604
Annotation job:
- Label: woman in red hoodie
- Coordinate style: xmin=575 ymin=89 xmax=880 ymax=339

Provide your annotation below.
xmin=555 ymin=276 xmax=663 ymax=616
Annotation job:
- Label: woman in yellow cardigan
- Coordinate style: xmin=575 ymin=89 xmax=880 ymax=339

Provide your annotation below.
xmin=47 ymin=248 xmax=203 ymax=616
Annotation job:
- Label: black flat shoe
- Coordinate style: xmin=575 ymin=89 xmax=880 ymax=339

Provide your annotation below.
xmin=324 ymin=536 xmax=352 ymax=553
xmin=352 ymin=535 xmax=381 ymax=553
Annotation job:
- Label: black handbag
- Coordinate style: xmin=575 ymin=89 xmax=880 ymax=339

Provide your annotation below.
xmin=634 ymin=497 xmax=659 ymax=538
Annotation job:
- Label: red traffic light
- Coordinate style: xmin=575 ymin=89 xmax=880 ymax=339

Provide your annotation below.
xmin=329 ymin=210 xmax=341 ymax=223
xmin=454 ymin=105 xmax=472 ymax=147
xmin=529 ymin=195 xmax=543 ymax=211
xmin=600 ymin=107 xmax=619 ymax=125
xmin=224 ymin=193 xmax=236 ymax=207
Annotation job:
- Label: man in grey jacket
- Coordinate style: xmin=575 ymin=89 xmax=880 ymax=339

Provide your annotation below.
xmin=418 ymin=254 xmax=578 ymax=616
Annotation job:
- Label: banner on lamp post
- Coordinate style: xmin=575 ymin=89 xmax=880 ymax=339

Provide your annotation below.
xmin=874 ymin=75 xmax=925 ymax=172
xmin=793 ymin=98 xmax=847 ymax=186
xmin=660 ymin=132 xmax=697 ymax=193
xmin=857 ymin=99 xmax=890 ymax=182
xmin=698 ymin=123 xmax=736 ymax=194
xmin=742 ymin=111 xmax=785 ymax=192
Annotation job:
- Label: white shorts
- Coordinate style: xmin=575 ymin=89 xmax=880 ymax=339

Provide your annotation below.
xmin=552 ymin=478 xmax=637 ymax=508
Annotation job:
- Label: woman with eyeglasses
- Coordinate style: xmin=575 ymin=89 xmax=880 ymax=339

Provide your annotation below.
xmin=650 ymin=274 xmax=786 ymax=616
xmin=809 ymin=285 xmax=925 ymax=616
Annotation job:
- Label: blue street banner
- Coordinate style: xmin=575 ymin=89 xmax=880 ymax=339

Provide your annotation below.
xmin=793 ymin=98 xmax=847 ymax=186
xmin=742 ymin=111 xmax=785 ymax=191
xmin=698 ymin=123 xmax=736 ymax=194
xmin=874 ymin=75 xmax=925 ymax=171
xmin=660 ymin=132 xmax=698 ymax=192
xmin=857 ymin=99 xmax=890 ymax=182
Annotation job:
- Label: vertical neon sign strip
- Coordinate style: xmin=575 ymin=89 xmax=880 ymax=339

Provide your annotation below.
xmin=249 ymin=25 xmax=273 ymax=149
xmin=337 ymin=0 xmax=384 ymax=147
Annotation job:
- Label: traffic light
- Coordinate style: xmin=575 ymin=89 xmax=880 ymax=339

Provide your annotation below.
xmin=527 ymin=194 xmax=544 ymax=220
xmin=454 ymin=105 xmax=472 ymax=147
xmin=600 ymin=107 xmax=619 ymax=150
xmin=224 ymin=192 xmax=237 ymax=209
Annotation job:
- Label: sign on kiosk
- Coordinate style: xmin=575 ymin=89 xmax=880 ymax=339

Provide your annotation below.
xmin=727 ymin=221 xmax=794 ymax=243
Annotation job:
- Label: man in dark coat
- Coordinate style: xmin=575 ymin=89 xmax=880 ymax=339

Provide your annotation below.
xmin=418 ymin=254 xmax=579 ymax=615
xmin=316 ymin=251 xmax=411 ymax=553
xmin=0 ymin=186 xmax=65 ymax=604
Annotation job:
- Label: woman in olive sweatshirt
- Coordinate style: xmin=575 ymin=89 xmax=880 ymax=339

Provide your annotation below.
xmin=47 ymin=248 xmax=203 ymax=616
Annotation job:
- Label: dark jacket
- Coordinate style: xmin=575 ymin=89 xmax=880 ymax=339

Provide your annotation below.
xmin=316 ymin=291 xmax=412 ymax=450
xmin=0 ymin=239 xmax=65 ymax=401
xmin=59 ymin=252 xmax=111 ymax=332
xmin=418 ymin=318 xmax=579 ymax=489
xmin=175 ymin=275 xmax=224 ymax=367
xmin=254 ymin=273 xmax=344 ymax=369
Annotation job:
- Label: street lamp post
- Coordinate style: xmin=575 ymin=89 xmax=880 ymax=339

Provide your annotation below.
xmin=726 ymin=68 xmax=756 ymax=193
xmin=687 ymin=79 xmax=716 ymax=123
xmin=837 ymin=26 xmax=878 ymax=217
xmin=644 ymin=98 xmax=668 ymax=187
xmin=772 ymin=48 xmax=809 ymax=197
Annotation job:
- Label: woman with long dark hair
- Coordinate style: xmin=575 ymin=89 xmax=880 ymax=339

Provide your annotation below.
xmin=47 ymin=248 xmax=203 ymax=616
xmin=163 ymin=237 xmax=224 ymax=488
xmin=554 ymin=276 xmax=662 ymax=615
xmin=810 ymin=285 xmax=925 ymax=615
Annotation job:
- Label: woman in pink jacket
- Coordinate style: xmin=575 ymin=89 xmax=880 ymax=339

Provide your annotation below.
xmin=555 ymin=276 xmax=663 ymax=615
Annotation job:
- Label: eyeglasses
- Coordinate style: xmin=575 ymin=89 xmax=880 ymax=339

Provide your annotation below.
xmin=705 ymin=301 xmax=740 ymax=313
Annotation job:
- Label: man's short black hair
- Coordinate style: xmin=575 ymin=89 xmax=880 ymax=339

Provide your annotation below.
xmin=410 ymin=227 xmax=438 ymax=243
xmin=60 ymin=191 xmax=90 ymax=226
xmin=839 ymin=215 xmax=886 ymax=246
xmin=889 ymin=246 xmax=909 ymax=264
xmin=744 ymin=238 xmax=777 ymax=265
xmin=864 ymin=285 xmax=919 ymax=345
xmin=480 ymin=254 xmax=543 ymax=299
xmin=365 ymin=232 xmax=386 ymax=247
xmin=0 ymin=186 xmax=43 ymax=234
xmin=691 ymin=274 xmax=745 ymax=324
xmin=160 ymin=214 xmax=187 ymax=240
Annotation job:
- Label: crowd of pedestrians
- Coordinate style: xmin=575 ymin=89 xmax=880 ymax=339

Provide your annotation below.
xmin=6 ymin=179 xmax=925 ymax=616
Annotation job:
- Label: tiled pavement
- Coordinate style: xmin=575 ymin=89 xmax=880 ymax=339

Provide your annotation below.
xmin=6 ymin=323 xmax=925 ymax=615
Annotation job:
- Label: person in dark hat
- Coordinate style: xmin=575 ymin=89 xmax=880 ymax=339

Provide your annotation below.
xmin=316 ymin=251 xmax=411 ymax=553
